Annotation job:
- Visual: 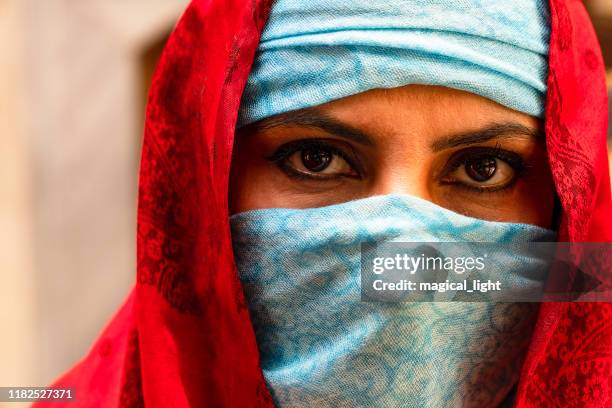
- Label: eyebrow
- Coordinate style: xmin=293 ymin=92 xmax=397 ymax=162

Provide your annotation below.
xmin=254 ymin=109 xmax=542 ymax=150
xmin=254 ymin=110 xmax=375 ymax=146
xmin=430 ymin=123 xmax=543 ymax=152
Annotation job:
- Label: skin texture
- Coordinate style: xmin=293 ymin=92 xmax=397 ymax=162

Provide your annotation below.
xmin=230 ymin=85 xmax=556 ymax=228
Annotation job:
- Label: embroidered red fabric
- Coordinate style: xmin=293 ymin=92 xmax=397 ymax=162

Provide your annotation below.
xmin=37 ymin=0 xmax=612 ymax=406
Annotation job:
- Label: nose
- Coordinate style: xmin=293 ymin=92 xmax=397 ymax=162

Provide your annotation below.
xmin=367 ymin=168 xmax=434 ymax=202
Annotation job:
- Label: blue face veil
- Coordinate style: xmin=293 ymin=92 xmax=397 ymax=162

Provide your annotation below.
xmin=232 ymin=1 xmax=552 ymax=406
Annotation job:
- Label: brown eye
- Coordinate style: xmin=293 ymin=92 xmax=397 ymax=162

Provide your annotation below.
xmin=465 ymin=156 xmax=497 ymax=182
xmin=443 ymin=150 xmax=520 ymax=191
xmin=268 ymin=139 xmax=360 ymax=180
xmin=301 ymin=148 xmax=332 ymax=172
xmin=285 ymin=147 xmax=356 ymax=178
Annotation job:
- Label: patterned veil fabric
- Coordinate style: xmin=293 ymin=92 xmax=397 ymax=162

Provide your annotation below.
xmin=231 ymin=194 xmax=556 ymax=407
xmin=36 ymin=1 xmax=612 ymax=408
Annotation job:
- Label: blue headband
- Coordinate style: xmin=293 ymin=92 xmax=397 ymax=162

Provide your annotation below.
xmin=237 ymin=0 xmax=550 ymax=127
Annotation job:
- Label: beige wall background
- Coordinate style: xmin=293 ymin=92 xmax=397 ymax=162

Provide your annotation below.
xmin=0 ymin=0 xmax=611 ymax=399
xmin=0 ymin=0 xmax=187 ymax=394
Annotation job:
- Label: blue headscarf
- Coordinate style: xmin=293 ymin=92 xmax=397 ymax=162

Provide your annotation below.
xmin=237 ymin=0 xmax=550 ymax=126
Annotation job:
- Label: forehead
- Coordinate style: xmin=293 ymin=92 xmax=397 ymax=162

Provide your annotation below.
xmin=310 ymin=85 xmax=540 ymax=140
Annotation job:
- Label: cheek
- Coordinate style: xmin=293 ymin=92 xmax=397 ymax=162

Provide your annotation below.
xmin=229 ymin=160 xmax=364 ymax=213
xmin=229 ymin=144 xmax=275 ymax=214
xmin=516 ymin=167 xmax=557 ymax=228
xmin=430 ymin=140 xmax=556 ymax=228
xmin=503 ymin=156 xmax=556 ymax=228
xmin=434 ymin=173 xmax=556 ymax=228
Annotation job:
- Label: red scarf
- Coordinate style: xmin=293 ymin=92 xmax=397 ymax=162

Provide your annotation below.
xmin=38 ymin=0 xmax=612 ymax=406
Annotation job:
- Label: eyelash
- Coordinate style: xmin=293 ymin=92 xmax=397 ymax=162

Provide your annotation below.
xmin=267 ymin=139 xmax=528 ymax=191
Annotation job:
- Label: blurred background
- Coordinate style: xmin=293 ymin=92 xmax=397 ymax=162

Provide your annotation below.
xmin=0 ymin=0 xmax=188 ymax=394
xmin=0 ymin=0 xmax=611 ymax=395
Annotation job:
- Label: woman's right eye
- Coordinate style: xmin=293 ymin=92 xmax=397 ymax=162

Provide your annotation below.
xmin=269 ymin=140 xmax=360 ymax=180
xmin=287 ymin=147 xmax=356 ymax=176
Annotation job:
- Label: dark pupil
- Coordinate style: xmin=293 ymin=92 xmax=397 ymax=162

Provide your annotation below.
xmin=465 ymin=156 xmax=497 ymax=182
xmin=301 ymin=148 xmax=332 ymax=172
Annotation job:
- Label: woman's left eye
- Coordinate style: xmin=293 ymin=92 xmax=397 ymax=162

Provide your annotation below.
xmin=442 ymin=149 xmax=524 ymax=191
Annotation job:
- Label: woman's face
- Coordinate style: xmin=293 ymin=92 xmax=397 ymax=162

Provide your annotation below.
xmin=230 ymin=85 xmax=556 ymax=228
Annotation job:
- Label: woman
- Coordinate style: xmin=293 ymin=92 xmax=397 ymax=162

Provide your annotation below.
xmin=40 ymin=0 xmax=611 ymax=407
